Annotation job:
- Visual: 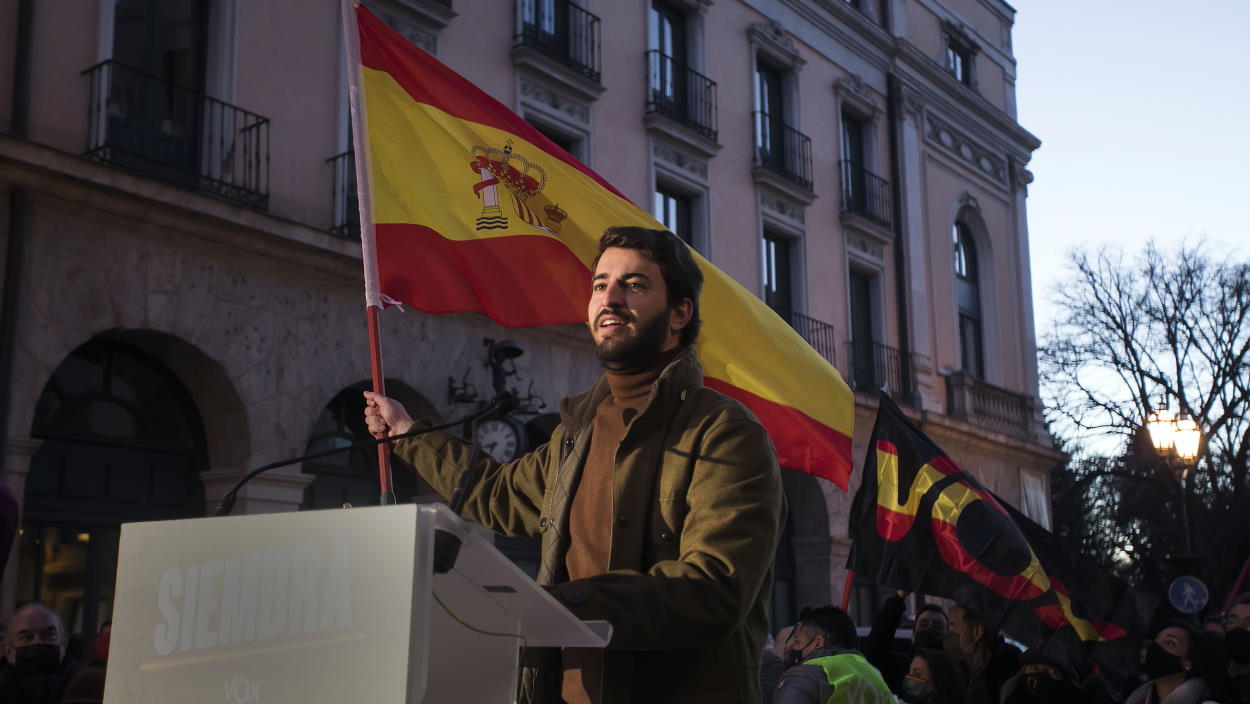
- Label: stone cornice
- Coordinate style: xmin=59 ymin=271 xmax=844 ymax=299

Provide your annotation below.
xmin=912 ymin=0 xmax=1018 ymax=74
xmin=0 ymin=135 xmax=365 ymax=286
xmin=894 ymin=43 xmax=1040 ymax=157
xmin=748 ymin=20 xmax=807 ymax=71
xmin=780 ymin=0 xmax=895 ymax=75
xmin=755 ymin=1 xmax=1036 ymax=159
xmin=924 ymin=110 xmax=1009 ymax=186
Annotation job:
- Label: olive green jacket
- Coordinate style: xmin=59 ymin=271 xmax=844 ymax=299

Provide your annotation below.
xmin=393 ymin=347 xmax=785 ymax=704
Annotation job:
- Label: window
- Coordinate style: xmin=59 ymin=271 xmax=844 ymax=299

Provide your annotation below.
xmin=754 ymin=62 xmax=785 ymax=159
xmin=523 ymin=0 xmax=564 ymax=44
xmin=1020 ymin=470 xmax=1052 ymax=530
xmin=526 ymin=118 xmax=585 ymax=162
xmin=653 ymin=185 xmax=692 ymax=245
xmin=109 ymin=0 xmax=209 ymax=173
xmin=953 ymin=222 xmax=984 ymax=377
xmin=849 ymin=270 xmax=877 ymax=389
xmin=944 ymin=29 xmax=978 ymax=88
xmin=840 ymin=112 xmax=866 ymax=212
xmin=648 ymin=1 xmax=687 ymax=109
xmin=762 ymin=232 xmax=793 ymax=321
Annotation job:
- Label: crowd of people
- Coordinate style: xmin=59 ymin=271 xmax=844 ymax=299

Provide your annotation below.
xmin=760 ymin=592 xmax=1250 ymax=704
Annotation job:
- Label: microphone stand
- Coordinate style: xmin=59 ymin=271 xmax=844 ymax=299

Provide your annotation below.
xmin=214 ymin=393 xmax=514 ymax=517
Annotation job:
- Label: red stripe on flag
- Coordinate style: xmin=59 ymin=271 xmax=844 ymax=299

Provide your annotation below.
xmin=877 ymin=505 xmax=921 ymax=542
xmin=930 ymin=518 xmax=1047 ymax=601
xmin=705 ymin=378 xmax=853 ymax=489
xmin=376 ymin=223 xmax=590 ymax=327
xmin=356 ymin=6 xmax=628 ymax=203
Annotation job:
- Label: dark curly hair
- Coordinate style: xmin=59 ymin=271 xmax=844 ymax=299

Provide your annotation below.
xmin=592 ymin=226 xmax=703 ymax=347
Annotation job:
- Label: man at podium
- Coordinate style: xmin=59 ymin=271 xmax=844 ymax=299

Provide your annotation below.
xmin=365 ymin=227 xmax=785 ymax=704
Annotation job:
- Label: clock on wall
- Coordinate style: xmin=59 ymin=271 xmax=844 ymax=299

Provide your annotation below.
xmin=474 ymin=416 xmax=527 ymax=463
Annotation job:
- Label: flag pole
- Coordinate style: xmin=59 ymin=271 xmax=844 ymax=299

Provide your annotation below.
xmin=341 ymin=0 xmax=395 ymax=504
xmin=1223 ymin=550 xmax=1250 ymax=612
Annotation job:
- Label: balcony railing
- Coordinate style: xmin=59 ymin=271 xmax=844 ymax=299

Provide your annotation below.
xmin=845 ymin=340 xmax=905 ymax=396
xmin=790 ymin=312 xmax=837 ymax=367
xmin=83 ymin=60 xmax=269 ymax=209
xmin=516 ymin=0 xmax=601 ymax=83
xmin=839 ymin=160 xmax=892 ymax=227
xmin=328 ymin=151 xmax=360 ymax=240
xmin=946 ymin=371 xmax=1033 ymax=440
xmin=646 ymin=51 xmax=717 ymax=141
xmin=753 ymin=112 xmax=813 ymax=191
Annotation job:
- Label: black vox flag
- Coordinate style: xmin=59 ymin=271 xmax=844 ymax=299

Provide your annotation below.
xmin=847 ymin=394 xmax=1155 ymax=693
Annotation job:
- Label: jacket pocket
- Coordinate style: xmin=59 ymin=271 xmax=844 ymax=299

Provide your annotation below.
xmin=648 ymin=498 xmax=685 ymax=561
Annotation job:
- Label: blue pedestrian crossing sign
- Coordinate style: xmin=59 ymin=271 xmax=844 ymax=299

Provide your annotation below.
xmin=1168 ymin=576 xmax=1208 ymax=614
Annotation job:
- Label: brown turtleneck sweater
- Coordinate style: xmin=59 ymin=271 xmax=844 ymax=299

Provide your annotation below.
xmin=561 ymin=350 xmax=677 ymax=704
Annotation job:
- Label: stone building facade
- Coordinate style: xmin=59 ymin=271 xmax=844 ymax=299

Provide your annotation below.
xmin=0 ymin=0 xmax=1060 ymax=640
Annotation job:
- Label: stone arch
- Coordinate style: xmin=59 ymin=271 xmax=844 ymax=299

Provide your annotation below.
xmin=774 ymin=467 xmax=832 ymax=627
xmin=9 ymin=328 xmax=249 ymax=475
xmin=98 ymin=328 xmax=252 ymax=471
xmin=299 ymin=379 xmax=441 ymax=509
xmin=17 ymin=333 xmax=230 ymax=642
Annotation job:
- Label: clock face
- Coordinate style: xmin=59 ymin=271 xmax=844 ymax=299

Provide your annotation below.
xmin=475 ymin=418 xmax=521 ymax=463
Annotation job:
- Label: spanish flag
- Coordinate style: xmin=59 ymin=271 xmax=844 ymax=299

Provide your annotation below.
xmin=349 ymin=4 xmax=855 ymax=487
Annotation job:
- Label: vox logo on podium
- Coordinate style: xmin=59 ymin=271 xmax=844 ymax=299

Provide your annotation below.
xmin=225 ymin=675 xmax=261 ymax=703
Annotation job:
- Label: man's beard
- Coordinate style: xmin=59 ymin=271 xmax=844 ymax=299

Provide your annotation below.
xmin=595 ymin=309 xmax=671 ymax=373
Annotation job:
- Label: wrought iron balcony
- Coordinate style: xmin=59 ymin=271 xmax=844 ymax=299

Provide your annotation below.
xmin=327 ymin=151 xmax=360 ymax=240
xmin=789 ymin=312 xmax=837 ymax=367
xmin=946 ymin=371 xmax=1034 ymax=440
xmin=646 ymin=51 xmax=717 ymax=141
xmin=515 ymin=0 xmax=601 ymax=83
xmin=83 ymin=60 xmax=269 ymax=209
xmin=839 ymin=160 xmax=891 ymax=227
xmin=845 ymin=339 xmax=905 ymax=396
xmin=753 ymin=112 xmax=813 ymax=191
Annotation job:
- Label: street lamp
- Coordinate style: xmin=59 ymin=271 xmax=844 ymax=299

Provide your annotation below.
xmin=1146 ymin=406 xmax=1201 ymax=557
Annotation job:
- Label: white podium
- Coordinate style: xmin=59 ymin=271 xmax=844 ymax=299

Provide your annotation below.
xmin=102 ymin=504 xmax=610 ymax=703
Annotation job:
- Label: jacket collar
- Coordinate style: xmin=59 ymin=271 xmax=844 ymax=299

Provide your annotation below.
xmin=559 ymin=346 xmax=702 ymax=428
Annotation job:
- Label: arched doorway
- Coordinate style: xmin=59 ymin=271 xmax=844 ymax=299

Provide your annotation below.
xmin=300 ymin=381 xmax=439 ymax=510
xmin=17 ymin=338 xmax=208 ymax=645
xmin=771 ymin=468 xmax=833 ymax=632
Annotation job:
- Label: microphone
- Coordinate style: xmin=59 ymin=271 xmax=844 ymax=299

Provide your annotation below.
xmin=214 ymin=393 xmax=515 ymax=517
xmin=448 ymin=391 xmax=516 ymax=515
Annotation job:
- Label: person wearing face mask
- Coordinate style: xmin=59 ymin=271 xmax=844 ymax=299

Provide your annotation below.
xmin=773 ymin=606 xmax=893 ymax=704
xmin=861 ymin=590 xmax=949 ymax=691
xmin=1224 ymin=596 xmax=1250 ymax=704
xmin=0 ymin=602 xmax=78 ymax=704
xmin=1123 ymin=621 xmax=1235 ymax=704
xmin=897 ymin=648 xmax=968 ymax=704
xmin=1000 ymin=650 xmax=1093 ymax=704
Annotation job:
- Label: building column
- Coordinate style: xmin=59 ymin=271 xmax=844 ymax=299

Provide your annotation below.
xmin=1 ymin=434 xmax=42 ymax=618
xmin=898 ymin=90 xmax=939 ymax=411
xmin=1010 ymin=161 xmax=1048 ymax=444
xmin=794 ymin=534 xmax=834 ymax=610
